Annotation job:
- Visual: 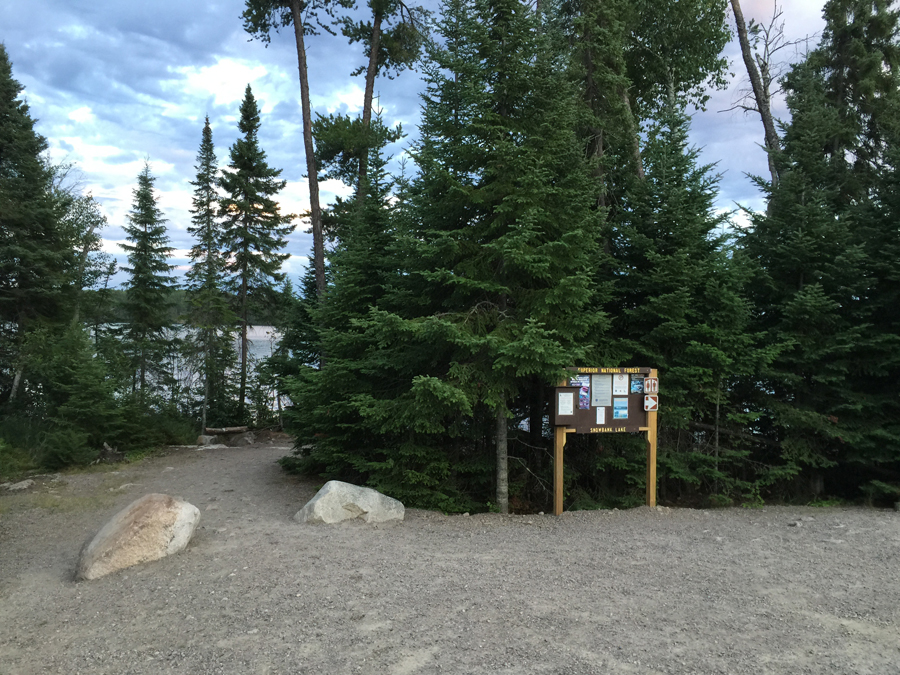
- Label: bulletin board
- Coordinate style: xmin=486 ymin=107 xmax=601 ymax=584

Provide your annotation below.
xmin=551 ymin=367 xmax=659 ymax=515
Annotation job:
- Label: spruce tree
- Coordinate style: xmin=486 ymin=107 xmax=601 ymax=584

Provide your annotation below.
xmin=0 ymin=44 xmax=70 ymax=401
xmin=281 ymin=141 xmax=446 ymax=498
xmin=609 ymin=109 xmax=775 ymax=502
xmin=120 ymin=162 xmax=175 ymax=404
xmin=740 ymin=0 xmax=900 ymax=497
xmin=360 ymin=0 xmax=604 ymax=511
xmin=184 ymin=117 xmax=237 ymax=430
xmin=219 ymin=85 xmax=295 ymax=422
xmin=411 ymin=0 xmax=606 ymax=513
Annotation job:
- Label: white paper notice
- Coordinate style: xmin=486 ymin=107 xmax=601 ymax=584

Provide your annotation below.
xmin=591 ymin=374 xmax=612 ymax=407
xmin=596 ymin=406 xmax=606 ymax=425
xmin=558 ymin=392 xmax=574 ymax=416
xmin=612 ymin=373 xmax=629 ymax=396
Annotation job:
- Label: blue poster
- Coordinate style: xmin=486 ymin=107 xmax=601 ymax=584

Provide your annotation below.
xmin=613 ymin=397 xmax=628 ymax=419
xmin=630 ymin=375 xmax=644 ymax=394
xmin=570 ymin=375 xmax=591 ymax=409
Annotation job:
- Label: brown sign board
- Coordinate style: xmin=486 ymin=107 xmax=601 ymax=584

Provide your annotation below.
xmin=551 ymin=367 xmax=652 ymax=434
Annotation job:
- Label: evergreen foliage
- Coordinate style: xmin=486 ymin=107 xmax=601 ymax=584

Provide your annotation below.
xmin=19 ymin=322 xmax=119 ymax=467
xmin=120 ymin=162 xmax=176 ymax=403
xmin=219 ymin=85 xmax=295 ymax=422
xmin=184 ymin=117 xmax=238 ymax=429
xmin=605 ymin=110 xmax=778 ymax=504
xmin=3 ymin=2 xmax=900 ymax=507
xmin=287 ymin=0 xmax=607 ymax=512
xmin=0 ymin=44 xmax=71 ymax=400
xmin=740 ymin=0 xmax=900 ymax=499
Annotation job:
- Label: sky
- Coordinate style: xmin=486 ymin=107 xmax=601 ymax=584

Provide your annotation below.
xmin=2 ymin=0 xmax=827 ymax=287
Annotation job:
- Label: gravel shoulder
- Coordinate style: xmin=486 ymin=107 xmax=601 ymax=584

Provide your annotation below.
xmin=1 ymin=441 xmax=899 ymax=675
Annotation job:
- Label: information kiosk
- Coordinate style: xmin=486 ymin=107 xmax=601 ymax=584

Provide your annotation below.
xmin=551 ymin=367 xmax=659 ymax=515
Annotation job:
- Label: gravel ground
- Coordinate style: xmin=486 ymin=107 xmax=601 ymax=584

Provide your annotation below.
xmin=1 ymin=440 xmax=899 ymax=675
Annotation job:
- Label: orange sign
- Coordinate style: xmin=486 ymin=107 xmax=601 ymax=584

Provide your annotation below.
xmin=644 ymin=377 xmax=659 ymax=394
xmin=644 ymin=395 xmax=659 ymax=412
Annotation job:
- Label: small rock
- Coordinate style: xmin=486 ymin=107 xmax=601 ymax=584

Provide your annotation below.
xmin=6 ymin=479 xmax=35 ymax=491
xmin=788 ymin=521 xmax=801 ymax=527
xmin=196 ymin=435 xmax=217 ymax=446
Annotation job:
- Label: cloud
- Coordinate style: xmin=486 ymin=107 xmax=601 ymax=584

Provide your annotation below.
xmin=3 ymin=0 xmax=827 ymax=290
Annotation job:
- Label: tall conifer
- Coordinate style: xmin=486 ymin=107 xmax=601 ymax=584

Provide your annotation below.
xmin=287 ymin=0 xmax=606 ymax=512
xmin=741 ymin=0 xmax=900 ymax=496
xmin=184 ymin=117 xmax=237 ymax=430
xmin=219 ymin=85 xmax=295 ymax=421
xmin=609 ymin=110 xmax=774 ymax=501
xmin=120 ymin=162 xmax=175 ymax=404
xmin=0 ymin=45 xmax=70 ymax=401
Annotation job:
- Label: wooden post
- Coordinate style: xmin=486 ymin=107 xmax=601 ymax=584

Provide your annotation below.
xmin=646 ymin=368 xmax=658 ymax=507
xmin=554 ymin=426 xmax=565 ymax=516
xmin=553 ymin=426 xmax=576 ymax=515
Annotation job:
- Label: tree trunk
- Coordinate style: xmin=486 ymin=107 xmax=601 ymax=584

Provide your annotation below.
xmin=71 ymin=221 xmax=98 ymax=326
xmin=582 ymin=40 xmax=607 ymax=208
xmin=289 ymin=0 xmax=325 ymax=298
xmin=139 ymin=340 xmax=146 ymax=406
xmin=714 ymin=384 xmax=721 ymax=495
xmin=621 ymin=89 xmax=645 ymax=180
xmin=496 ymin=404 xmax=509 ymax=514
xmin=8 ymin=365 xmax=23 ymax=402
xmin=731 ymin=0 xmax=781 ymax=186
xmin=358 ymin=10 xmax=383 ymax=202
xmin=528 ymin=376 xmax=543 ymax=449
xmin=238 ymin=276 xmax=248 ymax=421
xmin=201 ymin=328 xmax=210 ymax=432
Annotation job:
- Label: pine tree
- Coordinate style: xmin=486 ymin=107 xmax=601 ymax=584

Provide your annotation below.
xmin=339 ymin=0 xmax=428 ymax=194
xmin=0 ymin=44 xmax=70 ymax=402
xmin=219 ymin=85 xmax=295 ymax=422
xmin=243 ymin=0 xmax=352 ymax=298
xmin=120 ymin=162 xmax=175 ymax=404
xmin=184 ymin=117 xmax=237 ymax=430
xmin=563 ymin=0 xmax=643 ymax=195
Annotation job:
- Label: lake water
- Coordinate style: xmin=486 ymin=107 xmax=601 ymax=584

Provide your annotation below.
xmin=244 ymin=325 xmax=281 ymax=362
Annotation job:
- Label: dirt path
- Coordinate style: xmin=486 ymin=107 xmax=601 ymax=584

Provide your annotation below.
xmin=1 ymin=441 xmax=899 ymax=675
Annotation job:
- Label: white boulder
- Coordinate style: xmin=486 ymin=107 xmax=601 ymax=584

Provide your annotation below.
xmin=225 ymin=431 xmax=255 ymax=447
xmin=77 ymin=493 xmax=200 ymax=580
xmin=5 ymin=479 xmax=35 ymax=491
xmin=295 ymin=480 xmax=404 ymax=524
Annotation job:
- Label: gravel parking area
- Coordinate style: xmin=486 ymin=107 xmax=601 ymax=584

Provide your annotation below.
xmin=1 ymin=442 xmax=898 ymax=674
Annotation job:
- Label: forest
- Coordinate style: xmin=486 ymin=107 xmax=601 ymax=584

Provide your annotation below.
xmin=1 ymin=0 xmax=898 ymax=513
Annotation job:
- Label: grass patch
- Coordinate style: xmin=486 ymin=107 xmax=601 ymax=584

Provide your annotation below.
xmin=807 ymin=497 xmax=846 ymax=508
xmin=6 ymin=491 xmax=120 ymax=515
xmin=0 ymin=440 xmax=37 ymax=482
